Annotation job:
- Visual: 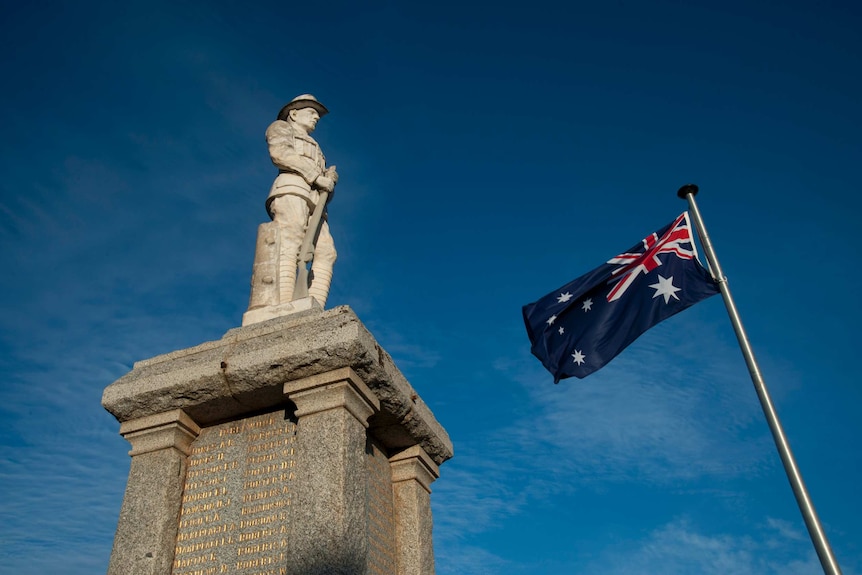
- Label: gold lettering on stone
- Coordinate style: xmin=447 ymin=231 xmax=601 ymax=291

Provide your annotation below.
xmin=173 ymin=552 xmax=216 ymax=569
xmin=240 ymin=499 xmax=288 ymax=516
xmin=245 ymin=452 xmax=278 ymax=465
xmin=185 ymin=475 xmax=228 ymax=491
xmin=172 ymin=410 xmax=297 ymax=574
xmin=235 ymin=556 xmax=275 ymax=570
xmin=172 ymin=568 xmax=219 ymax=575
xmin=219 ymin=425 xmax=242 ymax=436
xmin=191 ymin=442 xmax=219 ymax=455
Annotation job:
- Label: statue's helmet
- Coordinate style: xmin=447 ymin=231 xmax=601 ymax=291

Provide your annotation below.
xmin=277 ymin=94 xmax=329 ymax=121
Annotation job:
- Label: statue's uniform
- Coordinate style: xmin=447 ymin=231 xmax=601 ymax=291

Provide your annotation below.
xmin=264 ymin=119 xmax=337 ymax=306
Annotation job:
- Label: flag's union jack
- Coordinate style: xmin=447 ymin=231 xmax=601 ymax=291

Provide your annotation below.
xmin=605 ymin=212 xmax=699 ymax=302
xmin=522 ymin=211 xmax=719 ymax=381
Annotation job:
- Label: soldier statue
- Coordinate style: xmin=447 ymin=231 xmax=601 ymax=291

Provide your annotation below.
xmin=243 ymin=94 xmax=338 ymax=325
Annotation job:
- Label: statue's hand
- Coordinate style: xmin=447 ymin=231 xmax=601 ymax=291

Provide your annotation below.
xmin=326 ymin=165 xmax=338 ymax=185
xmin=315 ymin=174 xmax=336 ymax=193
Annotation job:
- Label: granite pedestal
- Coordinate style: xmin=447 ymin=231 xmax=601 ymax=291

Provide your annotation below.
xmin=103 ymin=306 xmax=452 ymax=575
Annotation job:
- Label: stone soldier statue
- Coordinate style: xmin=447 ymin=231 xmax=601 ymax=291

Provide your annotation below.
xmin=243 ymin=94 xmax=338 ymax=325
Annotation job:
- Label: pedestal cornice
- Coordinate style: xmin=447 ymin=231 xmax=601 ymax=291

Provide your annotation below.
xmin=102 ymin=306 xmax=453 ymax=464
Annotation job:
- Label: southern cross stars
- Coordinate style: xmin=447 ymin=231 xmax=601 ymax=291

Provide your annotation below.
xmin=581 ymin=298 xmax=593 ymax=312
xmin=571 ymin=350 xmax=586 ymax=365
xmin=546 ymin=314 xmax=557 ymax=326
xmin=557 ymin=292 xmax=573 ymax=303
xmin=649 ymin=274 xmax=681 ymax=303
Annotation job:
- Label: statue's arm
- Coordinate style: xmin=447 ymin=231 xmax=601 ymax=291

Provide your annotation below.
xmin=266 ymin=121 xmax=322 ymax=184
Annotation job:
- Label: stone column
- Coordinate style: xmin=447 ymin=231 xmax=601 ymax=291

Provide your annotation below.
xmin=107 ymin=409 xmax=200 ymax=575
xmin=283 ymin=367 xmax=380 ymax=575
xmin=390 ymin=446 xmax=440 ymax=575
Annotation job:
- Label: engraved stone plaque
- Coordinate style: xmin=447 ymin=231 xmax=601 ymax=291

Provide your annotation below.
xmin=172 ymin=410 xmax=297 ymax=575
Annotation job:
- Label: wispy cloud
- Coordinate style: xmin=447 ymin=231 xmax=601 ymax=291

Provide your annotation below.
xmin=0 ymin=424 xmax=127 ymax=573
xmin=577 ymin=517 xmax=829 ymax=575
xmin=434 ymin=540 xmax=512 ymax=575
xmin=0 ymin=98 xmax=257 ymax=573
xmin=506 ymin=314 xmax=774 ymax=483
xmin=431 ymin=311 xmax=789 ymax=574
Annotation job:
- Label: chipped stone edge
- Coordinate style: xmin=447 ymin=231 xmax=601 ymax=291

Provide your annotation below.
xmin=102 ymin=306 xmax=453 ymax=464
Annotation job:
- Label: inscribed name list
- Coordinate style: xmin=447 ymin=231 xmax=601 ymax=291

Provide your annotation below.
xmin=172 ymin=410 xmax=297 ymax=575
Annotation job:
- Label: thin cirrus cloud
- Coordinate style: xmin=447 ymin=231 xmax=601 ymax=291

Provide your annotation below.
xmin=577 ymin=517 xmax=823 ymax=575
xmin=503 ymin=314 xmax=773 ymax=484
xmin=428 ymin=312 xmax=787 ymax=574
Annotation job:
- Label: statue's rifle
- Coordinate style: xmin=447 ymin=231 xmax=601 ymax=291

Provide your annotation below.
xmin=292 ymin=189 xmax=330 ymax=300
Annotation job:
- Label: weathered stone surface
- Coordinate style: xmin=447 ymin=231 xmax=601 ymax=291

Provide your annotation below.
xmin=391 ymin=446 xmax=440 ymax=575
xmin=106 ymin=317 xmax=450 ymax=575
xmin=243 ymin=294 xmax=321 ymax=326
xmin=108 ymin=410 xmax=200 ymax=575
xmin=171 ymin=411 xmax=297 ymax=574
xmin=368 ymin=440 xmax=398 ymax=575
xmin=284 ymin=371 xmax=377 ymax=575
xmin=102 ymin=306 xmax=453 ymax=464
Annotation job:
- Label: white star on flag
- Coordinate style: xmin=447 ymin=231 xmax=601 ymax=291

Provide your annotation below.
xmin=649 ymin=275 xmax=681 ymax=303
xmin=522 ymin=211 xmax=720 ymax=382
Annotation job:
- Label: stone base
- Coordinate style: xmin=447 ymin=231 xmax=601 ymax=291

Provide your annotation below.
xmin=103 ymin=306 xmax=452 ymax=575
xmin=242 ymin=296 xmax=321 ymax=326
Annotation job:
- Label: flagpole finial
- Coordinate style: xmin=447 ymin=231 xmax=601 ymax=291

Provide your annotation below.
xmin=677 ymin=183 xmax=699 ymax=199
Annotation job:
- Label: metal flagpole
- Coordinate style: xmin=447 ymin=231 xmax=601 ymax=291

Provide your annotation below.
xmin=677 ymin=184 xmax=842 ymax=575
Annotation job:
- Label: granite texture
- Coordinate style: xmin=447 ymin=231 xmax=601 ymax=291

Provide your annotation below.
xmin=108 ymin=447 xmax=190 ymax=575
xmin=120 ymin=410 xmax=201 ymax=457
xmin=171 ymin=410 xmax=297 ymax=574
xmin=391 ymin=447 xmax=440 ymax=575
xmin=393 ymin=480 xmax=436 ymax=575
xmin=286 ymin=382 xmax=373 ymax=575
xmin=102 ymin=306 xmax=453 ymax=465
xmin=108 ymin=410 xmax=200 ymax=575
xmin=367 ymin=440 xmax=398 ymax=575
xmin=105 ymin=309 xmax=450 ymax=575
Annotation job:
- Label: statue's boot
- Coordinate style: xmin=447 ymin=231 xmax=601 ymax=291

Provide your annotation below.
xmin=308 ymin=266 xmax=333 ymax=308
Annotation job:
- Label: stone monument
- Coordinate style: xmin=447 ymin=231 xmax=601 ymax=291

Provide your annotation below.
xmin=103 ymin=97 xmax=453 ymax=575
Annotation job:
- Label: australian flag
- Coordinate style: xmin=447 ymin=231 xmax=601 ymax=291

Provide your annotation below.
xmin=523 ymin=212 xmax=719 ymax=382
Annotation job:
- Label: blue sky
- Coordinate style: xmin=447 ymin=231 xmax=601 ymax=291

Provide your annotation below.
xmin=1 ymin=1 xmax=860 ymax=573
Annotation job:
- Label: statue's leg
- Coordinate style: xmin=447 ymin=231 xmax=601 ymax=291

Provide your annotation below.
xmin=308 ymin=220 xmax=337 ymax=307
xmin=269 ymin=195 xmax=309 ymax=304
